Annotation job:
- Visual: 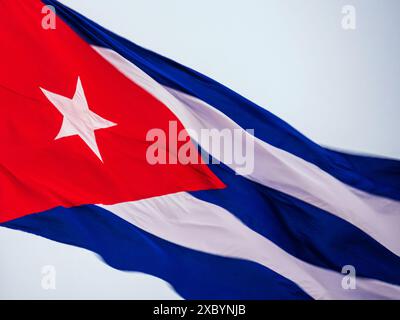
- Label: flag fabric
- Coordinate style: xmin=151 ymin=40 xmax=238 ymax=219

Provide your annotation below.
xmin=1 ymin=0 xmax=400 ymax=299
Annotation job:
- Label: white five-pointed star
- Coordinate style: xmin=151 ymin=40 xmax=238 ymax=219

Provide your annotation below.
xmin=40 ymin=77 xmax=117 ymax=162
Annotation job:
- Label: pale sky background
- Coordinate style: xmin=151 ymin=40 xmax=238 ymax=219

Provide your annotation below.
xmin=0 ymin=0 xmax=399 ymax=299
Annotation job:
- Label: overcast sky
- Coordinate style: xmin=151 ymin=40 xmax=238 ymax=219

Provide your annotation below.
xmin=1 ymin=0 xmax=399 ymax=299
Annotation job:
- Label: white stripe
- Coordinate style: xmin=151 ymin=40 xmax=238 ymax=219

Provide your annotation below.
xmin=93 ymin=46 xmax=400 ymax=256
xmin=98 ymin=193 xmax=400 ymax=300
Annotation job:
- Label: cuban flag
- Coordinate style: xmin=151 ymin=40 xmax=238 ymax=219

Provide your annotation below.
xmin=1 ymin=0 xmax=400 ymax=300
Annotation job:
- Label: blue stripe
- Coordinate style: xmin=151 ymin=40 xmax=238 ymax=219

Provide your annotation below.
xmin=1 ymin=206 xmax=311 ymax=300
xmin=43 ymin=0 xmax=400 ymax=201
xmin=191 ymin=162 xmax=400 ymax=286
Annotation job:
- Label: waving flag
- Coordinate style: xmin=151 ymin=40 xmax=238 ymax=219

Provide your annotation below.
xmin=1 ymin=0 xmax=400 ymax=299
